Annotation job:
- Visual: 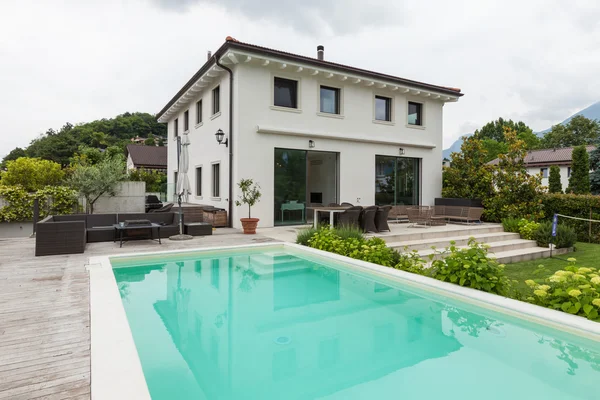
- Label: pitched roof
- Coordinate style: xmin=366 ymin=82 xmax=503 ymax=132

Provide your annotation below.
xmin=126 ymin=144 xmax=167 ymax=169
xmin=488 ymin=145 xmax=595 ymax=167
xmin=156 ymin=37 xmax=463 ymax=120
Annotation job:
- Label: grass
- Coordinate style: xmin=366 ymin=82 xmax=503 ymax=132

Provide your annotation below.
xmin=504 ymin=242 xmax=600 ymax=293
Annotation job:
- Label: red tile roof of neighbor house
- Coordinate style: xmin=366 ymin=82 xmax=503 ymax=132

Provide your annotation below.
xmin=156 ymin=37 xmax=463 ymax=120
xmin=126 ymin=144 xmax=167 ymax=169
xmin=488 ymin=145 xmax=596 ymax=167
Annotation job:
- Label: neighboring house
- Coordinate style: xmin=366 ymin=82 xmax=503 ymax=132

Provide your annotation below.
xmin=130 ymin=136 xmax=166 ymax=145
xmin=156 ymin=37 xmax=463 ymax=228
xmin=488 ymin=145 xmax=595 ymax=190
xmin=126 ymin=144 xmax=168 ymax=171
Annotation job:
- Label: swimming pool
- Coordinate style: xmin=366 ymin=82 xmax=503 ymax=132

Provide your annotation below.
xmin=92 ymin=243 xmax=600 ymax=400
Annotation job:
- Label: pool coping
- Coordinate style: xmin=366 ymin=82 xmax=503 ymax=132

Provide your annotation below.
xmin=88 ymin=242 xmax=600 ymax=399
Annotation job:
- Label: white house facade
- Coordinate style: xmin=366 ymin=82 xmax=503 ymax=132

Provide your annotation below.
xmin=157 ymin=38 xmax=463 ymax=228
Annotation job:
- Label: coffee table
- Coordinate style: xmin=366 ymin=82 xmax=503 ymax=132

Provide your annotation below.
xmin=113 ymin=223 xmax=162 ymax=248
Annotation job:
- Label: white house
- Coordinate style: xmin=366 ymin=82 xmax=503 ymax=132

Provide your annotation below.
xmin=156 ymin=37 xmax=463 ymax=228
xmin=488 ymin=145 xmax=595 ymax=190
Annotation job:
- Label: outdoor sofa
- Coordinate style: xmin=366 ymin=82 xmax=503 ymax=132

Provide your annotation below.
xmin=35 ymin=212 xmax=182 ymax=256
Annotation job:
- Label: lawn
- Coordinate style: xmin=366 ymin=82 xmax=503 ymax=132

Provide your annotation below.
xmin=504 ymin=242 xmax=600 ymax=293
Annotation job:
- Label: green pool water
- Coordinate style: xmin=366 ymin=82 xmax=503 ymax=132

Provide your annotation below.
xmin=112 ymin=246 xmax=600 ymax=400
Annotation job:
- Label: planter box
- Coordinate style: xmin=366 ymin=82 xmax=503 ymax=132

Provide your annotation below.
xmin=435 ymin=198 xmax=483 ymax=208
xmin=202 ymin=209 xmax=227 ymax=227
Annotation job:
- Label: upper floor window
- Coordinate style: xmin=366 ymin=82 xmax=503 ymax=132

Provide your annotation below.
xmin=274 ymin=77 xmax=298 ymax=109
xmin=174 ymin=118 xmax=178 ymax=137
xmin=408 ymin=101 xmax=423 ymax=126
xmin=541 ymin=168 xmax=548 ymax=178
xmin=184 ymin=110 xmax=189 ymax=131
xmin=568 ymin=167 xmax=572 ymax=177
xmin=196 ymin=100 xmax=202 ymax=124
xmin=375 ymin=96 xmax=392 ymax=122
xmin=212 ymin=86 xmax=220 ymax=115
xmin=320 ymin=86 xmax=340 ymax=114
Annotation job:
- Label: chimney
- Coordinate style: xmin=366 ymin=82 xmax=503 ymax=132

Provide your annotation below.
xmin=317 ymin=45 xmax=324 ymax=61
xmin=207 ymin=50 xmax=212 ymax=61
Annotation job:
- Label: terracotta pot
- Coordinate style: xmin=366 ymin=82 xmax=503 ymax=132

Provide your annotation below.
xmin=240 ymin=218 xmax=259 ymax=234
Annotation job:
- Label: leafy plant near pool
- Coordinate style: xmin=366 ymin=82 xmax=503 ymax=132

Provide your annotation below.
xmin=518 ymin=219 xmax=540 ymax=240
xmin=429 ymin=239 xmax=514 ymax=297
xmin=524 ymin=258 xmax=600 ymax=321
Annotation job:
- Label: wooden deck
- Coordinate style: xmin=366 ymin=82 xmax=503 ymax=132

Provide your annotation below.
xmin=0 ymin=231 xmax=277 ymax=399
xmin=0 ymin=238 xmax=90 ymax=400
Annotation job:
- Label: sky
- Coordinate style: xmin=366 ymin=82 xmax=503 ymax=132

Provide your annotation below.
xmin=1 ymin=0 xmax=599 ymax=159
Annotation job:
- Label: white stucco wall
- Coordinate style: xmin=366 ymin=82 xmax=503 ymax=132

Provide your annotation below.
xmin=527 ymin=165 xmax=570 ymax=192
xmin=126 ymin=153 xmax=135 ymax=171
xmin=165 ymin=59 xmax=451 ymax=228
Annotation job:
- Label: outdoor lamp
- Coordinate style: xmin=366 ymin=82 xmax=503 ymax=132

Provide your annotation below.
xmin=215 ymin=129 xmax=228 ymax=147
xmin=309 ymin=140 xmax=315 ymax=148
xmin=399 ymin=147 xmax=405 ymax=155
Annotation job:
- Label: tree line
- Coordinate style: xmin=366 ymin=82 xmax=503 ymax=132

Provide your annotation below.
xmin=1 ymin=112 xmax=167 ymax=168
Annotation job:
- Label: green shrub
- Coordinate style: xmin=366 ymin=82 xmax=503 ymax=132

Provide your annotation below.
xmin=296 ymin=228 xmax=317 ymax=246
xmin=0 ymin=185 xmax=78 ymax=222
xmin=334 ymin=226 xmax=364 ymax=241
xmin=394 ymin=249 xmax=427 ymax=275
xmin=533 ymin=221 xmax=577 ymax=249
xmin=524 ymin=258 xmax=600 ymax=321
xmin=429 ymin=239 xmax=513 ymax=296
xmin=501 ymin=217 xmax=520 ymax=233
xmin=540 ymin=193 xmax=600 ymax=243
xmin=518 ymin=219 xmax=540 ymax=240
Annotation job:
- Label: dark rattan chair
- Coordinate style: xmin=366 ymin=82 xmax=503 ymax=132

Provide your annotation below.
xmin=149 ymin=203 xmax=174 ymax=213
xmin=375 ymin=206 xmax=392 ymax=232
xmin=341 ymin=202 xmax=354 ymax=207
xmin=336 ymin=206 xmax=363 ymax=228
xmin=360 ymin=206 xmax=378 ymax=233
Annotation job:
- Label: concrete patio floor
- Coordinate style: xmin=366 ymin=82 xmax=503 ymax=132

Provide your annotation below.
xmin=0 ymin=230 xmax=278 ymax=400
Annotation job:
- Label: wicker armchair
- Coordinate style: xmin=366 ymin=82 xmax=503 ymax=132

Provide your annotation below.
xmin=375 ymin=206 xmax=392 ymax=232
xmin=407 ymin=206 xmax=433 ymax=227
xmin=336 ymin=206 xmax=363 ymax=229
xmin=361 ymin=206 xmax=378 ymax=233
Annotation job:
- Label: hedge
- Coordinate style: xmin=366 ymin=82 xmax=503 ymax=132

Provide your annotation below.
xmin=541 ymin=193 xmax=600 ymax=243
xmin=0 ymin=185 xmax=78 ymax=222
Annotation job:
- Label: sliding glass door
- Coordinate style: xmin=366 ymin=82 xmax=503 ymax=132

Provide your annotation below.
xmin=375 ymin=156 xmax=420 ymax=206
xmin=274 ymin=149 xmax=307 ymax=225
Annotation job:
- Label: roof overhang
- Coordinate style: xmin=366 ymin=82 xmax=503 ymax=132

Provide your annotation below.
xmin=156 ymin=40 xmax=463 ymax=123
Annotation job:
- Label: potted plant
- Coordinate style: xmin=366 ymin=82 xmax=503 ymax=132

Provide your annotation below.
xmin=235 ymin=178 xmax=262 ymax=234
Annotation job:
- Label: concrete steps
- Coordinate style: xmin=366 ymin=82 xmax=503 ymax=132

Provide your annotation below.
xmin=375 ymin=224 xmax=554 ymax=264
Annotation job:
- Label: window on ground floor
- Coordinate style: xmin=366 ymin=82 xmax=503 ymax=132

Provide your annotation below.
xmin=212 ymin=163 xmax=220 ymax=197
xmin=196 ymin=167 xmax=202 ymax=196
xmin=541 ymin=168 xmax=549 ymax=178
xmin=375 ymin=155 xmax=420 ymax=205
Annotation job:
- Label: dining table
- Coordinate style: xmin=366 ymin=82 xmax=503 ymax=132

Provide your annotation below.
xmin=306 ymin=206 xmax=351 ymax=229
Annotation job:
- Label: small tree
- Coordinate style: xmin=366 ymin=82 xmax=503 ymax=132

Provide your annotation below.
xmin=1 ymin=157 xmax=64 ymax=191
xmin=235 ymin=179 xmax=261 ymax=218
xmin=144 ymin=134 xmax=155 ymax=146
xmin=69 ymin=157 xmax=126 ymax=213
xmin=589 ymin=143 xmax=600 ymax=195
xmin=548 ymin=165 xmax=562 ymax=193
xmin=567 ymin=145 xmax=590 ymax=194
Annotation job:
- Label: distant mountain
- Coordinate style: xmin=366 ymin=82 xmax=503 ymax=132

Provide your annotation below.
xmin=442 ymin=101 xmax=600 ymax=159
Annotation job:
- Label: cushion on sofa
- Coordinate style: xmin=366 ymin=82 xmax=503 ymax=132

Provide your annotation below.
xmin=86 ymin=214 xmax=117 ymax=228
xmin=147 ymin=212 xmax=177 ymax=225
xmin=53 ymin=214 xmax=87 ymax=222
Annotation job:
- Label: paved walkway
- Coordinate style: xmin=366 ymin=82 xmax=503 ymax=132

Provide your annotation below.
xmin=0 ymin=231 xmax=277 ymax=399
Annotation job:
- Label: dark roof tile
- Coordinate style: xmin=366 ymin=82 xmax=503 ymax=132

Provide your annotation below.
xmin=126 ymin=144 xmax=167 ymax=169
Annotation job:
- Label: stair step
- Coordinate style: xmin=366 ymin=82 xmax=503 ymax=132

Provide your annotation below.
xmin=376 ymin=224 xmax=504 ymax=243
xmin=388 ymin=232 xmax=520 ymax=251
xmin=489 ymin=247 xmax=553 ymax=264
xmin=416 ymin=239 xmax=538 ymax=259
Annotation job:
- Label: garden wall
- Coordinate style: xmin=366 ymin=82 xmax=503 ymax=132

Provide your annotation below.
xmin=89 ymin=181 xmax=145 ymax=214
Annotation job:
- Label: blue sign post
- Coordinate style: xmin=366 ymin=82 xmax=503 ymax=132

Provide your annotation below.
xmin=550 ymin=214 xmax=558 ymax=257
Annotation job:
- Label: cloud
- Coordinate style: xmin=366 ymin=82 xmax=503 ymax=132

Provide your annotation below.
xmin=148 ymin=0 xmax=403 ymax=35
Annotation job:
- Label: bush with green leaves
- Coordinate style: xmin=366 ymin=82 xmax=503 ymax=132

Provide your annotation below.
xmin=501 ymin=217 xmax=520 ymax=233
xmin=429 ymin=239 xmax=513 ymax=296
xmin=524 ymin=258 xmax=600 ymax=321
xmin=518 ymin=219 xmax=540 ymax=240
xmin=541 ymin=193 xmax=600 ymax=243
xmin=296 ymin=228 xmax=317 ymax=246
xmin=0 ymin=185 xmax=78 ymax=222
xmin=533 ymin=221 xmax=577 ymax=249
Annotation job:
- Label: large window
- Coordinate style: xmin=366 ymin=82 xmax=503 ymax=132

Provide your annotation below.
xmin=212 ymin=86 xmax=220 ymax=115
xmin=320 ymin=86 xmax=340 ymax=114
xmin=196 ymin=167 xmax=202 ymax=196
xmin=375 ymin=156 xmax=420 ymax=206
xmin=375 ymin=96 xmax=392 ymax=121
xmin=274 ymin=77 xmax=298 ymax=108
xmin=408 ymin=101 xmax=423 ymax=126
xmin=184 ymin=109 xmax=189 ymax=131
xmin=196 ymin=100 xmax=202 ymax=124
xmin=173 ymin=118 xmax=178 ymax=137
xmin=212 ymin=163 xmax=220 ymax=197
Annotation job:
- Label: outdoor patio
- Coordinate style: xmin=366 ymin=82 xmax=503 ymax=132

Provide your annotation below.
xmin=0 ymin=230 xmax=278 ymax=399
